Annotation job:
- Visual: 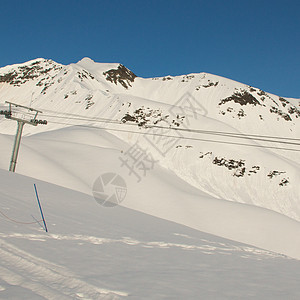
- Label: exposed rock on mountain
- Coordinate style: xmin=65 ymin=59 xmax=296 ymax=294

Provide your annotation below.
xmin=0 ymin=58 xmax=299 ymax=222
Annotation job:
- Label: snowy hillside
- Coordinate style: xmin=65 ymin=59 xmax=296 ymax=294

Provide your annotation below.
xmin=0 ymin=58 xmax=300 ymax=297
xmin=1 ymin=169 xmax=300 ymax=299
xmin=0 ymin=58 xmax=299 ymax=220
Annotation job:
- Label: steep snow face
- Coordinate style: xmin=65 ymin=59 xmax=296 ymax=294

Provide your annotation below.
xmin=130 ymin=73 xmax=299 ymax=138
xmin=1 ymin=58 xmax=298 ymax=139
xmin=0 ymin=58 xmax=299 ymax=223
xmin=0 ymin=58 xmax=138 ymax=121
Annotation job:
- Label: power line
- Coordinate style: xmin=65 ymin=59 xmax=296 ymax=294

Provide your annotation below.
xmin=45 ymin=119 xmax=300 ymax=152
xmin=3 ymin=108 xmax=299 ymax=151
xmin=145 ymin=124 xmax=300 ymax=146
xmin=19 ymin=109 xmax=300 ymax=145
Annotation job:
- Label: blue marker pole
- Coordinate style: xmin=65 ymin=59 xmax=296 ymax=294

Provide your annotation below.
xmin=34 ymin=184 xmax=48 ymax=232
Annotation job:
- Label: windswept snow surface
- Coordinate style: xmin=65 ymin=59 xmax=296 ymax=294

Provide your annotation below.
xmin=1 ymin=169 xmax=300 ymax=299
xmin=0 ymin=126 xmax=299 ymax=260
xmin=0 ymin=58 xmax=300 ymax=298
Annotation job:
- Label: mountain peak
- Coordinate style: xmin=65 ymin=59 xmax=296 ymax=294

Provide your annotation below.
xmin=77 ymin=57 xmax=95 ymax=67
xmin=75 ymin=57 xmax=100 ymax=71
xmin=75 ymin=58 xmax=120 ymax=75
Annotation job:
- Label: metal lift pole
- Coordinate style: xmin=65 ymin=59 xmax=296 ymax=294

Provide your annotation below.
xmin=1 ymin=101 xmax=47 ymax=173
xmin=9 ymin=120 xmax=25 ymax=172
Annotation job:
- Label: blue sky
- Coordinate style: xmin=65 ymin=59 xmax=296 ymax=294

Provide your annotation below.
xmin=0 ymin=0 xmax=299 ymax=97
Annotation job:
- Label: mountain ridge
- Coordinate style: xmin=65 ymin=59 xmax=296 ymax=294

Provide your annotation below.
xmin=0 ymin=58 xmax=299 ymax=224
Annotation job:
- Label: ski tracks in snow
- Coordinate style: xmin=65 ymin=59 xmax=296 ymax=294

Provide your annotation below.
xmin=0 ymin=232 xmax=287 ymax=260
xmin=0 ymin=238 xmax=127 ymax=299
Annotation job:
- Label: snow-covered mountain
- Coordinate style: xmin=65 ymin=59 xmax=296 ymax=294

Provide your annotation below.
xmin=0 ymin=57 xmax=299 ymax=219
xmin=0 ymin=57 xmax=300 ymax=298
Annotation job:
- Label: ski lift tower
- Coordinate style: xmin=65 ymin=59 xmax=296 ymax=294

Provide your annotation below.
xmin=0 ymin=101 xmax=47 ymax=172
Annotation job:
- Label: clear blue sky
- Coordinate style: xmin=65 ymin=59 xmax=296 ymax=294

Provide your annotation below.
xmin=1 ymin=0 xmax=299 ymax=98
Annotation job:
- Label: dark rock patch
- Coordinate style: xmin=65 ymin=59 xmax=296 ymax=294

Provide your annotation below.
xmin=219 ymin=90 xmax=261 ymax=106
xmin=103 ymin=64 xmax=136 ymax=89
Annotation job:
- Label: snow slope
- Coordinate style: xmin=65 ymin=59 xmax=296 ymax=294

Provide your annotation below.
xmin=0 ymin=57 xmax=299 ymax=226
xmin=0 ymin=58 xmax=299 ymax=298
xmin=0 ymin=126 xmax=299 ymax=260
xmin=1 ymin=169 xmax=300 ymax=299
xmin=0 ymin=58 xmax=299 ymax=223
